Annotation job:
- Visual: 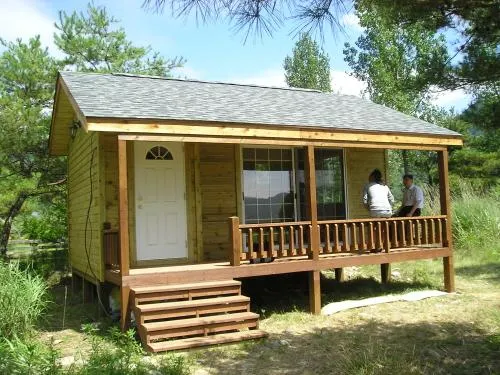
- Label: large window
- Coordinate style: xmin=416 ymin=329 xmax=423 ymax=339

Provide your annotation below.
xmin=243 ymin=148 xmax=295 ymax=224
xmin=297 ymin=148 xmax=346 ymax=221
xmin=243 ymin=147 xmax=346 ymax=224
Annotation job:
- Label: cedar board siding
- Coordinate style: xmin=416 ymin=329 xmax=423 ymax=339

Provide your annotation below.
xmin=94 ymin=141 xmax=387 ymax=267
xmin=68 ymin=130 xmax=104 ymax=281
xmin=199 ymin=144 xmax=238 ymax=261
xmin=345 ymin=148 xmax=388 ymax=219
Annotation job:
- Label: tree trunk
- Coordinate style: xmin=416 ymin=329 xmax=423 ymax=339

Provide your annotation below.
xmin=0 ymin=192 xmax=28 ymax=257
xmin=402 ymin=150 xmax=410 ymax=175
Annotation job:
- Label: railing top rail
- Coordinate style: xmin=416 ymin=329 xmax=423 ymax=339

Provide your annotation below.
xmin=239 ymin=221 xmax=313 ymax=229
xmin=237 ymin=215 xmax=447 ymax=229
xmin=318 ymin=215 xmax=447 ymax=225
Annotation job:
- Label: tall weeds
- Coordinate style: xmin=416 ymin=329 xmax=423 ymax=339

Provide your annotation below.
xmin=0 ymin=262 xmax=48 ymax=339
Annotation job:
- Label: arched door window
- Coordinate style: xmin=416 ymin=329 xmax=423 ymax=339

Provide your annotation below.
xmin=145 ymin=146 xmax=173 ymax=160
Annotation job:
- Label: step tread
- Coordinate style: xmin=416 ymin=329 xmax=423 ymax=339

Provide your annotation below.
xmin=132 ymin=280 xmax=241 ymax=294
xmin=143 ymin=312 xmax=259 ymax=331
xmin=137 ymin=295 xmax=250 ymax=313
xmin=147 ymin=330 xmax=267 ymax=352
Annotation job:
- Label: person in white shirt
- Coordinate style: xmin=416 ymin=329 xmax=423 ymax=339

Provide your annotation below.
xmin=396 ymin=174 xmax=424 ymax=217
xmin=363 ymin=169 xmax=395 ymax=218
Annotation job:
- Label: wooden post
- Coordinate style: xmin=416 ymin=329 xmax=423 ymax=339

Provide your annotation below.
xmin=381 ymin=263 xmax=391 ymax=284
xmin=118 ymin=139 xmax=131 ymax=331
xmin=308 ymin=270 xmax=321 ymax=314
xmin=334 ymin=268 xmax=345 ymax=282
xmin=305 ymin=145 xmax=319 ymax=260
xmin=438 ymin=150 xmax=455 ymax=292
xmin=229 ymin=216 xmax=241 ymax=266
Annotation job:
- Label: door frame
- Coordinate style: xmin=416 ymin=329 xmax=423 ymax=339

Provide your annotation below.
xmin=130 ymin=141 xmax=190 ymax=267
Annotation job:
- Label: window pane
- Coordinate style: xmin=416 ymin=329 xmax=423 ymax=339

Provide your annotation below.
xmin=243 ymin=148 xmax=294 ymax=224
xmin=243 ymin=148 xmax=255 ymax=160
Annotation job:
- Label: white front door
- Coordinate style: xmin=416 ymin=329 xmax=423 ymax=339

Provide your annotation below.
xmin=134 ymin=142 xmax=187 ymax=261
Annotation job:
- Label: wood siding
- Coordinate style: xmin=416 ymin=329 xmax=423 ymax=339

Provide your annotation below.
xmin=68 ymin=130 xmax=104 ymax=281
xmin=199 ymin=144 xmax=238 ymax=261
xmin=345 ymin=148 xmax=388 ymax=219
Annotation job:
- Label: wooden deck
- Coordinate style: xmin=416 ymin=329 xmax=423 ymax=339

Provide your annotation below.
xmin=106 ymin=246 xmax=451 ymax=288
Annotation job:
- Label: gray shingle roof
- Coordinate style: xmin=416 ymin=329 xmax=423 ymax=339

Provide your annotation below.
xmin=60 ymin=71 xmax=460 ymax=137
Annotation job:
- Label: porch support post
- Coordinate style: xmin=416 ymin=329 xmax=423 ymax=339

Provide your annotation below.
xmin=229 ymin=216 xmax=241 ymax=266
xmin=380 ymin=263 xmax=391 ymax=284
xmin=118 ymin=139 xmax=131 ymax=331
xmin=309 ymin=270 xmax=321 ymax=314
xmin=334 ymin=268 xmax=345 ymax=282
xmin=438 ymin=149 xmax=455 ymax=292
xmin=305 ymin=145 xmax=319 ymax=261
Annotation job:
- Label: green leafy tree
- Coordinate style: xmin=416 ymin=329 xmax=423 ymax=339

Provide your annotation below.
xmin=0 ymin=3 xmax=185 ymax=255
xmin=0 ymin=37 xmax=64 ymax=255
xmin=283 ymin=33 xmax=331 ymax=92
xmin=343 ymin=2 xmax=449 ymax=184
xmin=55 ymin=3 xmax=185 ymax=75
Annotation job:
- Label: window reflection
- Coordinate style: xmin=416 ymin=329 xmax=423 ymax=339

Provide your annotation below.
xmin=243 ymin=148 xmax=295 ymax=224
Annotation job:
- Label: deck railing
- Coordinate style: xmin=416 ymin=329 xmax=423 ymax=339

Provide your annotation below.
xmin=103 ymin=229 xmax=120 ymax=270
xmin=229 ymin=215 xmax=448 ymax=266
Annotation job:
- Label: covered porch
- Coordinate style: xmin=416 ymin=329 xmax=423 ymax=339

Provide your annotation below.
xmin=102 ymin=135 xmax=456 ymax=331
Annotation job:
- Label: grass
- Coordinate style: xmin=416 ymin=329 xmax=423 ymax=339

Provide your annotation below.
xmin=3 ymin=185 xmax=499 ymax=374
xmin=0 ymin=262 xmax=48 ymax=339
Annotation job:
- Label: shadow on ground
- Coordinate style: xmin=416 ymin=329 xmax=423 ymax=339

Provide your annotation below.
xmin=456 ymin=262 xmax=500 ymax=284
xmin=193 ymin=320 xmax=500 ymax=375
xmin=242 ymin=272 xmax=436 ymax=316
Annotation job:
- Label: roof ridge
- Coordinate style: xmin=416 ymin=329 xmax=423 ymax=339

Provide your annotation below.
xmin=59 ymin=70 xmax=323 ymax=94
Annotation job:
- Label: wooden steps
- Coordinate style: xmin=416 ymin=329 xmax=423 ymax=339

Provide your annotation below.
xmin=147 ymin=330 xmax=267 ymax=352
xmin=131 ymin=279 xmax=266 ymax=352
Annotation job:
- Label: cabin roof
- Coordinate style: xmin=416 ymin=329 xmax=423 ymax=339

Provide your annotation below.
xmin=50 ymin=71 xmax=462 ymax=155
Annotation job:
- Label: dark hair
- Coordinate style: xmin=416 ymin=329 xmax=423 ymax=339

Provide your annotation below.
xmin=403 ymin=174 xmax=414 ymax=180
xmin=370 ymin=169 xmax=383 ymax=184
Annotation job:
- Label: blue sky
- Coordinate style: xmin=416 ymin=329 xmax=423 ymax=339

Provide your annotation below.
xmin=0 ymin=0 xmax=471 ymax=110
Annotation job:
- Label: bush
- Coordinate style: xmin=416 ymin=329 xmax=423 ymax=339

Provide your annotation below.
xmin=0 ymin=262 xmax=48 ymax=339
xmin=67 ymin=324 xmax=191 ymax=375
xmin=0 ymin=336 xmax=61 ymax=375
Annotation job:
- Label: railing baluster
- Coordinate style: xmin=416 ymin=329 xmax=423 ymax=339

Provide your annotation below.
xmin=239 ymin=229 xmax=245 ymax=260
xmin=351 ymin=223 xmax=358 ymax=252
xmin=342 ymin=223 xmax=349 ymax=252
xmin=377 ymin=222 xmax=383 ymax=249
xmin=384 ymin=221 xmax=391 ymax=253
xmin=299 ymin=225 xmax=305 ymax=256
xmin=408 ymin=220 xmax=414 ymax=246
xmin=269 ymin=227 xmax=275 ymax=258
xmin=423 ymin=219 xmax=429 ymax=245
xmin=430 ymin=219 xmax=436 ymax=244
xmin=443 ymin=218 xmax=449 ymax=247
xmin=416 ymin=220 xmax=422 ymax=246
xmin=392 ymin=221 xmax=398 ymax=248
xmin=334 ymin=224 xmax=340 ymax=252
xmin=400 ymin=220 xmax=406 ymax=247
xmin=368 ymin=222 xmax=375 ymax=250
xmin=258 ymin=228 xmax=265 ymax=258
xmin=359 ymin=223 xmax=366 ymax=251
xmin=279 ymin=226 xmax=285 ymax=257
xmin=325 ymin=224 xmax=331 ymax=253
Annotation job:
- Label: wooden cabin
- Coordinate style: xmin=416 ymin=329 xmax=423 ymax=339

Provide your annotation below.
xmin=49 ymin=71 xmax=463 ymax=352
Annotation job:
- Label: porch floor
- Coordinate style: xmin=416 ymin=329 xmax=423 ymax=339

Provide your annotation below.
xmin=107 ymin=246 xmax=451 ymax=288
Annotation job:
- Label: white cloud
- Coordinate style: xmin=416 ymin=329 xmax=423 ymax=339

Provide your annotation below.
xmin=330 ymin=70 xmax=366 ymax=96
xmin=430 ymin=88 xmax=472 ymax=111
xmin=342 ymin=13 xmax=363 ymax=32
xmin=228 ymin=68 xmax=286 ymax=88
xmin=0 ymin=0 xmax=56 ymax=52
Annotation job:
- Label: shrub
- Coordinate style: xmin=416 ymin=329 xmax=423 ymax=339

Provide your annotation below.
xmin=0 ymin=336 xmax=61 ymax=375
xmin=0 ymin=262 xmax=48 ymax=339
xmin=67 ymin=324 xmax=191 ymax=375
